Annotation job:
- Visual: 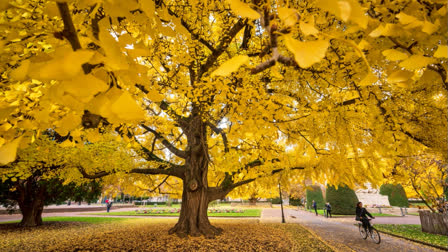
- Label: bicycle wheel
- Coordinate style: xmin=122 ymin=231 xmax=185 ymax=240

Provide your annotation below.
xmin=370 ymin=228 xmax=381 ymax=244
xmin=359 ymin=224 xmax=368 ymax=239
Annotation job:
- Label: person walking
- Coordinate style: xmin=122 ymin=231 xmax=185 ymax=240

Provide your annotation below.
xmin=106 ymin=199 xmax=112 ymax=213
xmin=326 ymin=202 xmax=332 ymax=218
xmin=312 ymin=200 xmax=318 ymax=216
xmin=356 ymin=202 xmax=374 ymax=231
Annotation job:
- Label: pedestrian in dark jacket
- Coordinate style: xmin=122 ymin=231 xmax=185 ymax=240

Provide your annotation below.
xmin=356 ymin=202 xmax=374 ymax=231
xmin=106 ymin=199 xmax=112 ymax=213
xmin=312 ymin=200 xmax=318 ymax=216
xmin=326 ymin=202 xmax=332 ymax=218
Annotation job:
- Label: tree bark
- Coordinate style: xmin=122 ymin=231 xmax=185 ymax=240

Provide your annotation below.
xmin=19 ymin=201 xmax=44 ymax=227
xmin=16 ymin=178 xmax=46 ymax=227
xmin=169 ymin=114 xmax=222 ymax=238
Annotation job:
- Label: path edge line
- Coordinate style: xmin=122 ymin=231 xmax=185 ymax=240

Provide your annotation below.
xmin=298 ymin=223 xmax=354 ymax=252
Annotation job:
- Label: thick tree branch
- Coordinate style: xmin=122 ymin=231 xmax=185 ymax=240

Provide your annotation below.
xmin=165 ymin=7 xmax=215 ymax=53
xmin=78 ymin=167 xmax=109 ymax=179
xmin=206 ymin=121 xmax=229 ymax=153
xmin=140 ymin=124 xmax=187 ymax=159
xmin=57 ymin=2 xmax=82 ymax=51
xmin=130 ymin=166 xmax=184 ymax=179
xmin=209 ymin=166 xmax=304 ymax=201
xmin=198 ymin=19 xmax=247 ymax=78
xmin=148 ymin=176 xmax=170 ymax=193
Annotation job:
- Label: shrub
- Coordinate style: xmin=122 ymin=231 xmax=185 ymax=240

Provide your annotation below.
xmin=380 ymin=184 xmax=409 ymax=207
xmin=325 ymin=184 xmax=359 ymax=215
xmin=306 ymin=185 xmax=325 ymax=209
xmin=289 ymin=197 xmax=303 ymax=206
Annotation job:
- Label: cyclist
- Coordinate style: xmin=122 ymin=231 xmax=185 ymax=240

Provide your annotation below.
xmin=356 ymin=202 xmax=375 ymax=232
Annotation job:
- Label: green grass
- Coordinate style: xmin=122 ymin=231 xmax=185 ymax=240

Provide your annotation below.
xmin=375 ymin=224 xmax=448 ymax=248
xmin=0 ymin=216 xmax=132 ymax=224
xmin=87 ymin=209 xmax=261 ymax=217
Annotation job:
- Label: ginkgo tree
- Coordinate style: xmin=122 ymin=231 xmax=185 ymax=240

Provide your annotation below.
xmin=0 ymin=0 xmax=446 ymax=237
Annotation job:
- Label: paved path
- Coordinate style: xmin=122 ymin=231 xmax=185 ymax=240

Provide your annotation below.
xmin=262 ymin=208 xmax=442 ymax=252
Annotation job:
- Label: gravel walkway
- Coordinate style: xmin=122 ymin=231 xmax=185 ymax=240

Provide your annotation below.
xmin=261 ymin=208 xmax=442 ymax=252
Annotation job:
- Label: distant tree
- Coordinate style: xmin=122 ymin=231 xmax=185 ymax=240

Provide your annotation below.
xmin=0 ymin=178 xmax=101 ymax=226
xmin=0 ymin=135 xmax=133 ymax=226
xmin=325 ymin=184 xmax=359 ymax=215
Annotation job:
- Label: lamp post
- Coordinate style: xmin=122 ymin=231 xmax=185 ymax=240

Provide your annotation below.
xmin=279 ymin=180 xmax=286 ymax=223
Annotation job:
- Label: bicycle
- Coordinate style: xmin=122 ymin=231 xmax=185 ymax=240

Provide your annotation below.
xmin=358 ymin=219 xmax=381 ymax=244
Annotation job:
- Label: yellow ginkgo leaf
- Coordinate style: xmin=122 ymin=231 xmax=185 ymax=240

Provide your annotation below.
xmin=100 ymin=27 xmax=129 ymax=70
xmin=85 ymin=130 xmax=101 ymax=143
xmin=382 ymin=49 xmax=409 ymax=61
xmin=398 ymin=55 xmax=436 ymax=70
xmin=369 ymin=24 xmax=400 ymax=37
xmin=10 ymin=60 xmax=30 ymax=81
xmin=346 ymin=0 xmax=368 ymax=29
xmin=0 ymin=1 xmax=9 ymax=11
xmin=0 ymin=136 xmax=22 ymax=165
xmin=139 ymin=0 xmax=155 ymax=18
xmin=278 ymin=8 xmax=298 ymax=27
xmin=387 ymin=70 xmax=414 ymax=84
xmin=28 ymin=48 xmax=94 ymax=80
xmin=60 ymin=139 xmax=75 ymax=148
xmin=283 ymin=35 xmax=329 ymax=68
xmin=110 ymin=91 xmax=146 ymax=122
xmin=147 ymin=89 xmax=164 ymax=102
xmin=396 ymin=12 xmax=419 ymax=25
xmin=434 ymin=45 xmax=447 ymax=58
xmin=359 ymin=73 xmax=378 ymax=86
xmin=315 ymin=0 xmax=342 ymax=20
xmin=299 ymin=18 xmax=319 ymax=36
xmin=422 ymin=20 xmax=439 ymax=35
xmin=337 ymin=0 xmax=351 ymax=22
xmin=211 ymin=55 xmax=249 ymax=77
xmin=0 ymin=104 xmax=17 ymax=121
xmin=358 ymin=39 xmax=370 ymax=50
xmin=227 ymin=0 xmax=260 ymax=20
xmin=59 ymin=74 xmax=109 ymax=103
xmin=57 ymin=112 xmax=81 ymax=136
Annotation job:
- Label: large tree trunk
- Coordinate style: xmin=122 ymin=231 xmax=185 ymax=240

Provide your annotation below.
xmin=16 ymin=178 xmax=46 ymax=227
xmin=169 ymin=115 xmax=222 ymax=238
xmin=19 ymin=201 xmax=44 ymax=227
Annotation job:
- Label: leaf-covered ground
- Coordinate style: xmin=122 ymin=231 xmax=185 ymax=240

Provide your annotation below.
xmin=0 ymin=218 xmax=332 ymax=251
xmin=375 ymin=224 xmax=448 ymax=248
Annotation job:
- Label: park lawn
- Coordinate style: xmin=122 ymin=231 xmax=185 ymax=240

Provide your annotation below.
xmin=374 ymin=224 xmax=447 ymax=249
xmin=0 ymin=216 xmax=133 ymax=224
xmin=87 ymin=209 xmax=261 ymax=217
xmin=0 ymin=218 xmax=333 ymax=251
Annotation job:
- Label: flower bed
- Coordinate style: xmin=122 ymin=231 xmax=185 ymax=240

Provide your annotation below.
xmin=134 ymin=208 xmax=245 ymax=214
